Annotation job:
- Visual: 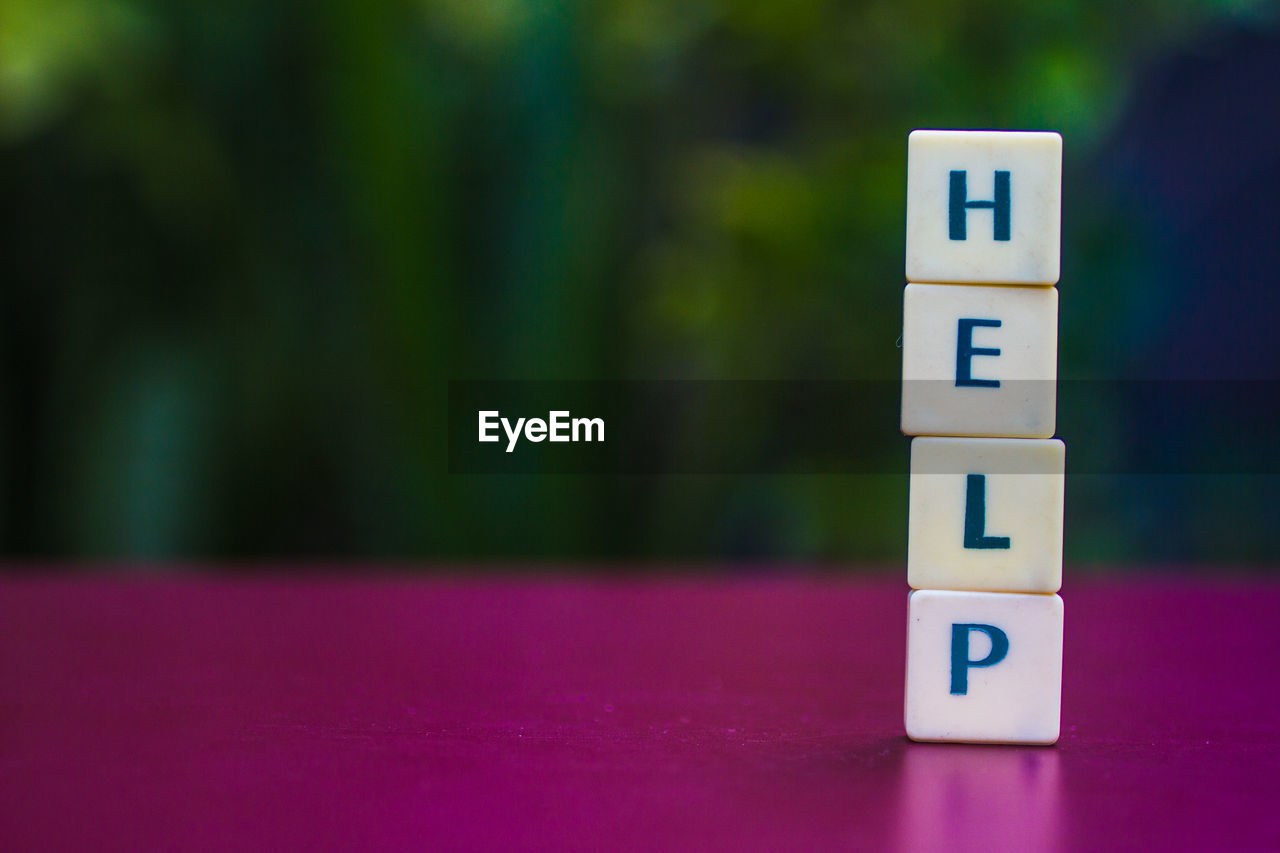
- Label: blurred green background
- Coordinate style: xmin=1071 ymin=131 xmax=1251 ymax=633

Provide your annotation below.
xmin=1 ymin=0 xmax=1278 ymax=564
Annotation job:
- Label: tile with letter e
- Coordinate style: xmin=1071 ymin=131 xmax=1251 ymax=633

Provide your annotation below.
xmin=905 ymin=589 xmax=1063 ymax=745
xmin=906 ymin=129 xmax=1062 ymax=285
xmin=908 ymin=437 xmax=1065 ymax=594
xmin=901 ymin=282 xmax=1057 ymax=438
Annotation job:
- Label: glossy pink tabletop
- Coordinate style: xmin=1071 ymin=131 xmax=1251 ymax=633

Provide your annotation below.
xmin=1 ymin=573 xmax=1277 ymax=851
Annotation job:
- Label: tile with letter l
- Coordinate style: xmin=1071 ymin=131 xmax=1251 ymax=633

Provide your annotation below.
xmin=905 ymin=589 xmax=1063 ymax=745
xmin=901 ymin=282 xmax=1057 ymax=438
xmin=908 ymin=437 xmax=1065 ymax=594
xmin=906 ymin=129 xmax=1062 ymax=285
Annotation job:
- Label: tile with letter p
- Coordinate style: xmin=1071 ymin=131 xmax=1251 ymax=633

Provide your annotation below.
xmin=900 ymin=282 xmax=1057 ymax=438
xmin=908 ymin=437 xmax=1065 ymax=594
xmin=906 ymin=129 xmax=1062 ymax=285
xmin=905 ymin=589 xmax=1063 ymax=745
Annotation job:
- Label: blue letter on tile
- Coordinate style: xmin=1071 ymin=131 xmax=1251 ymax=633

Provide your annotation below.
xmin=964 ymin=474 xmax=1010 ymax=550
xmin=949 ymin=170 xmax=1011 ymax=241
xmin=956 ymin=318 xmax=1001 ymax=387
xmin=950 ymin=623 xmax=1009 ymax=695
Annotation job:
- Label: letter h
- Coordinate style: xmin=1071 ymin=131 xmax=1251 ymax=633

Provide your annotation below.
xmin=949 ymin=170 xmax=1010 ymax=241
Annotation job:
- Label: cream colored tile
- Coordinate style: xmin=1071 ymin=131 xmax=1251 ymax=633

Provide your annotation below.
xmin=905 ymin=590 xmax=1063 ymax=745
xmin=908 ymin=437 xmax=1064 ymax=594
xmin=906 ymin=129 xmax=1061 ymax=285
xmin=901 ymin=283 xmax=1057 ymax=438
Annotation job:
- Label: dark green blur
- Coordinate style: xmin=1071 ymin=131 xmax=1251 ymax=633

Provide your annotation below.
xmin=0 ymin=0 xmax=1275 ymax=563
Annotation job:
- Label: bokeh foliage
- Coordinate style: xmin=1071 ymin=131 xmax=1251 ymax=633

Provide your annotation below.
xmin=0 ymin=0 xmax=1275 ymax=561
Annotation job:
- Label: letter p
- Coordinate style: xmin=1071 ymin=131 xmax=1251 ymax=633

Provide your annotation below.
xmin=950 ymin=623 xmax=1009 ymax=695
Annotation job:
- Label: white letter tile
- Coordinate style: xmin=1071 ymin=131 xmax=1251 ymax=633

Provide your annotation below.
xmin=905 ymin=589 xmax=1063 ymax=745
xmin=908 ymin=437 xmax=1065 ymax=594
xmin=901 ymin=283 xmax=1057 ymax=438
xmin=906 ymin=129 xmax=1061 ymax=285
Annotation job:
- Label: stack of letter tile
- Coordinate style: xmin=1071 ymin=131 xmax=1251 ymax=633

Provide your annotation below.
xmin=901 ymin=130 xmax=1065 ymax=745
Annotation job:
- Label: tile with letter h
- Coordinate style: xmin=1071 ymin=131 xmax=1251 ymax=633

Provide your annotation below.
xmin=908 ymin=437 xmax=1065 ymax=594
xmin=901 ymin=282 xmax=1057 ymax=438
xmin=906 ymin=129 xmax=1062 ymax=285
xmin=905 ymin=589 xmax=1063 ymax=745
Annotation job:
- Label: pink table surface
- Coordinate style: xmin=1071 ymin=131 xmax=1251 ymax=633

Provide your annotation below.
xmin=1 ymin=572 xmax=1277 ymax=851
